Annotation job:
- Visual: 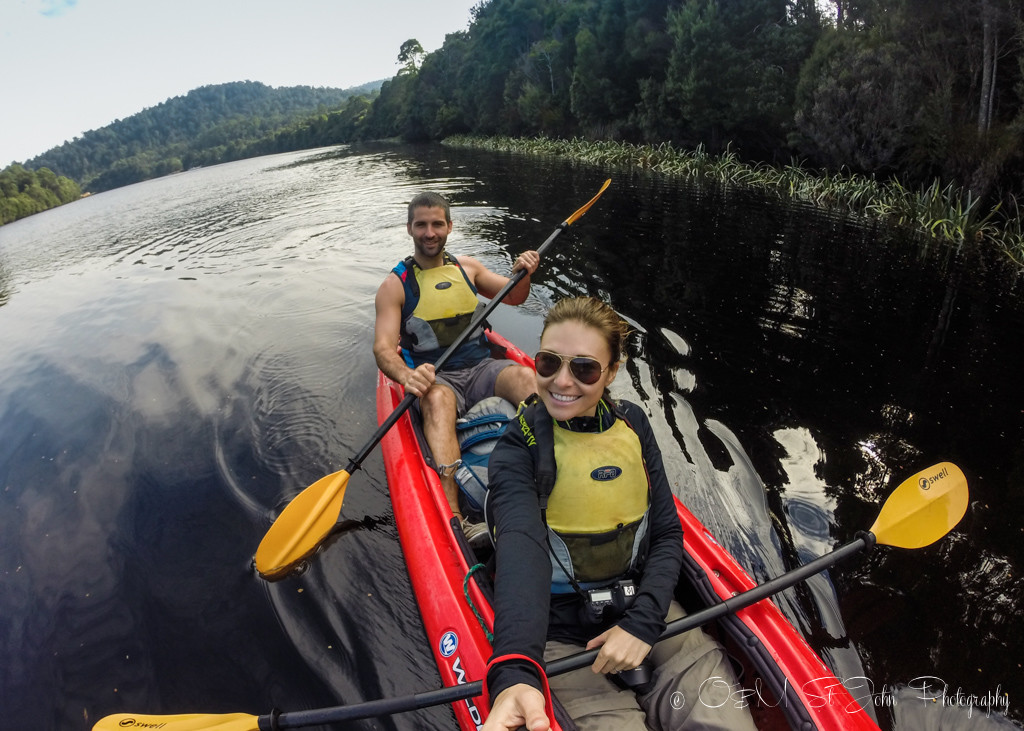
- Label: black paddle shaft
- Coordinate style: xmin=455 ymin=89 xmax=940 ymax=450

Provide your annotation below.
xmin=343 ymin=221 xmax=571 ymax=475
xmin=259 ymin=532 xmax=875 ymax=729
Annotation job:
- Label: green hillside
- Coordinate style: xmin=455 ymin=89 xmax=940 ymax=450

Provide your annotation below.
xmin=0 ymin=164 xmax=81 ymax=226
xmin=24 ymin=80 xmax=380 ymax=193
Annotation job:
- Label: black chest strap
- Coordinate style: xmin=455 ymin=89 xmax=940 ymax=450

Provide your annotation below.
xmin=531 ymin=400 xmax=557 ymax=512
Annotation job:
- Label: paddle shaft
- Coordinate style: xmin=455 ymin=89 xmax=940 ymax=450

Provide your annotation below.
xmin=346 ymin=218 xmax=578 ymax=475
xmin=257 ymin=532 xmax=876 ymax=729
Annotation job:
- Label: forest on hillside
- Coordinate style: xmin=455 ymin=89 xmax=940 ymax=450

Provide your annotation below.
xmin=0 ymin=165 xmax=81 ymax=226
xmin=356 ymin=0 xmax=1023 ymax=205
xmin=6 ymin=81 xmax=377 ymax=198
xmin=5 ymin=0 xmax=1023 ymax=241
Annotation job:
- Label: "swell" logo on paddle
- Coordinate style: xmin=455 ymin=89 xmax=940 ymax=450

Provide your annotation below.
xmin=919 ymin=465 xmax=951 ymax=491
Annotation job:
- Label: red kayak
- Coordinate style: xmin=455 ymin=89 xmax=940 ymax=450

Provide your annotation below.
xmin=376 ymin=330 xmax=880 ymax=730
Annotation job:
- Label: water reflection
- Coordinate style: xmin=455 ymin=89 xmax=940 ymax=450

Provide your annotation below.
xmin=610 ymin=318 xmax=878 ymax=720
xmin=775 ymin=427 xmax=835 ymax=550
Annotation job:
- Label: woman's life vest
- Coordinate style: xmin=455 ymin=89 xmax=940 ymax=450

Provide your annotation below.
xmin=532 ymin=402 xmax=652 ymax=594
xmin=393 ymin=254 xmax=490 ymax=370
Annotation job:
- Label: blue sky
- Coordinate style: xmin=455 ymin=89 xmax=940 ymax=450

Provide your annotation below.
xmin=1 ymin=0 xmax=480 ymax=166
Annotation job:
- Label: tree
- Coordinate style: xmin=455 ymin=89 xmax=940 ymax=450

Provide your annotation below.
xmin=404 ymin=32 xmax=473 ymax=138
xmin=569 ymin=27 xmax=607 ymax=132
xmin=570 ymin=0 xmax=641 ymax=137
xmin=0 ymin=164 xmax=80 ymax=225
xmin=794 ymin=31 xmax=922 ymax=172
xmin=655 ymin=0 xmax=817 ymax=155
xmin=509 ymin=38 xmax=571 ymax=135
xmin=794 ymin=0 xmax=1024 ymax=196
xmin=397 ymin=39 xmax=426 ymax=75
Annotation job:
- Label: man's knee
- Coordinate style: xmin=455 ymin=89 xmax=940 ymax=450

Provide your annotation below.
xmin=497 ymin=364 xmax=536 ymax=403
xmin=421 ymin=384 xmax=456 ymax=420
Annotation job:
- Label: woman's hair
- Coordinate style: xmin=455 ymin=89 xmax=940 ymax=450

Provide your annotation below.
xmin=542 ymin=297 xmax=631 ymax=367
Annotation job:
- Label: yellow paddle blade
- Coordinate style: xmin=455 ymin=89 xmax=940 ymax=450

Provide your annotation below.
xmin=871 ymin=462 xmax=968 ymax=549
xmin=565 ymin=179 xmax=611 ymax=225
xmin=254 ymin=469 xmax=351 ymax=580
xmin=94 ymin=712 xmax=258 ymax=731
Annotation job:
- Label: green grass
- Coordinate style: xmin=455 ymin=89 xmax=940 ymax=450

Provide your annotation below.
xmin=444 ymin=135 xmax=1024 ymax=267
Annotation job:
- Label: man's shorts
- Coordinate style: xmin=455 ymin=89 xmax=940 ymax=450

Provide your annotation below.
xmin=433 ymin=358 xmax=515 ymax=415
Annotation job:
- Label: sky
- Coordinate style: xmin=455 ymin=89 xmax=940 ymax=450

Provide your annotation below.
xmin=0 ymin=0 xmax=481 ymax=166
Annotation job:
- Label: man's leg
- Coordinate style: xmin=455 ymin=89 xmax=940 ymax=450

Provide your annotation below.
xmin=494 ymin=363 xmax=537 ymax=406
xmin=419 ymin=382 xmax=463 ymax=517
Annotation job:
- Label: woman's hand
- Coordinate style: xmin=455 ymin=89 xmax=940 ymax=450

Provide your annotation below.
xmin=482 ymin=684 xmax=550 ymax=731
xmin=586 ymin=625 xmax=652 ymax=675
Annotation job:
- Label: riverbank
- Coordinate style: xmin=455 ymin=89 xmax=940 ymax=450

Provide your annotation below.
xmin=443 ymin=135 xmax=1024 ymax=269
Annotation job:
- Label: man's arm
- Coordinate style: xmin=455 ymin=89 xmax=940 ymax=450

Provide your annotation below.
xmin=460 ymin=251 xmax=539 ymax=305
xmin=373 ymin=274 xmax=435 ymax=397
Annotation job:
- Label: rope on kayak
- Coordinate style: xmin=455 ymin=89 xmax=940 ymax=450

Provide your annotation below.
xmin=463 ymin=563 xmax=494 ymax=643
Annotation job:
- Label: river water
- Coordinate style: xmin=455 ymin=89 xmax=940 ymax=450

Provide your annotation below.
xmin=1 ymin=143 xmax=1022 ymax=730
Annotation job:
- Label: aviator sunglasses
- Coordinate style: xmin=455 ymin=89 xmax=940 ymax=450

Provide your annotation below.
xmin=534 ymin=350 xmax=608 ymax=385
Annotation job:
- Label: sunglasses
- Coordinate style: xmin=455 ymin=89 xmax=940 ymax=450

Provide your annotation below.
xmin=534 ymin=350 xmax=608 ymax=385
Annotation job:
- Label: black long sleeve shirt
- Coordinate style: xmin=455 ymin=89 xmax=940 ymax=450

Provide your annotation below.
xmin=485 ymin=399 xmax=684 ymax=701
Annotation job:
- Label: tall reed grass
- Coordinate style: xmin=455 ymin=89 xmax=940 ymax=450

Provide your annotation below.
xmin=444 ymin=135 xmax=1024 ymax=267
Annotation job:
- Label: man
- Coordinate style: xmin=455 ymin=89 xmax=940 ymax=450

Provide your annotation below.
xmin=373 ymin=192 xmax=540 ymax=543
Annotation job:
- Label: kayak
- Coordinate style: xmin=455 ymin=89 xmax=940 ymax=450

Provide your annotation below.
xmin=375 ymin=330 xmax=880 ymax=731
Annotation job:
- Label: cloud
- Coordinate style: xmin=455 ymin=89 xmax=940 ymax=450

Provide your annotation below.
xmin=40 ymin=0 xmax=78 ymax=18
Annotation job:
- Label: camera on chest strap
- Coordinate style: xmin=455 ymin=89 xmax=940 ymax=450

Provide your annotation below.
xmin=579 ymin=579 xmax=636 ymax=626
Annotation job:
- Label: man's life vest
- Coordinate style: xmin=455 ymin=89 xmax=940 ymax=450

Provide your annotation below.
xmin=393 ymin=254 xmax=490 ymax=370
xmin=530 ymin=401 xmax=652 ymax=594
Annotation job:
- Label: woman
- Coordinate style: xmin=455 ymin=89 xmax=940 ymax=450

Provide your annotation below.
xmin=482 ymin=297 xmax=756 ymax=731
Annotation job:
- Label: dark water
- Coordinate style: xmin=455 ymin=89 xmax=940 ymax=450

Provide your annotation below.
xmin=1 ymin=143 xmax=1021 ymax=731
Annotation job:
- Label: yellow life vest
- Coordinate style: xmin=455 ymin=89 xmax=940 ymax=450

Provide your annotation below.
xmin=545 ymin=418 xmax=651 ymax=586
xmin=410 ymin=265 xmax=481 ymax=332
xmin=395 ymin=254 xmax=488 ymax=368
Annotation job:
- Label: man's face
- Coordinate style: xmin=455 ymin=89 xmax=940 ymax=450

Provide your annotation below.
xmin=407 ymin=205 xmax=452 ymax=260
